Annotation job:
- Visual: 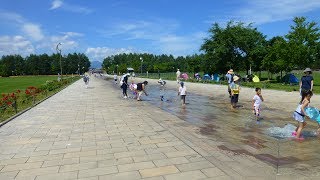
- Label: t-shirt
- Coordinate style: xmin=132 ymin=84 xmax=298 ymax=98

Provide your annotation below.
xmin=301 ymin=75 xmax=313 ymax=90
xmin=225 ymin=73 xmax=233 ymax=84
xmin=179 ymin=86 xmax=186 ymax=95
xmin=176 ymin=71 xmax=181 ymax=77
xmin=253 ymin=95 xmax=262 ymax=107
xmin=230 ymin=82 xmax=240 ymax=94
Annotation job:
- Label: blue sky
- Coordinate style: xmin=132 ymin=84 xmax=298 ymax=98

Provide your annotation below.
xmin=0 ymin=0 xmax=320 ymax=62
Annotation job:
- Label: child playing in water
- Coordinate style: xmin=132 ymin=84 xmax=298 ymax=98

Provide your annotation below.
xmin=178 ymin=81 xmax=186 ymax=105
xmin=292 ymin=90 xmax=313 ymax=140
xmin=252 ymin=87 xmax=264 ymax=121
xmin=129 ymin=80 xmax=137 ymax=99
xmin=230 ymin=76 xmax=240 ymax=109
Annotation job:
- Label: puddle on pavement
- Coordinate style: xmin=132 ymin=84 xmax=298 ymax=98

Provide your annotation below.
xmin=108 ymin=80 xmax=320 ymax=173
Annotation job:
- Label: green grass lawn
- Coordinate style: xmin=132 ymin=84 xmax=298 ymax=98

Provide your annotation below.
xmin=0 ymin=76 xmax=59 ymax=94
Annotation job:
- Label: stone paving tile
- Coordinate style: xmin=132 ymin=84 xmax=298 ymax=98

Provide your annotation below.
xmin=165 ymin=150 xmax=198 ymax=158
xmin=0 ymin=157 xmax=28 ymax=165
xmin=78 ymin=166 xmax=118 ymax=178
xmin=0 ymin=170 xmax=19 ymax=180
xmin=201 ymin=167 xmax=227 ymax=177
xmin=49 ymin=147 xmax=81 ymax=155
xmin=114 ymin=150 xmax=146 ymax=159
xmin=1 ymin=161 xmax=43 ymax=172
xmin=80 ymin=154 xmax=114 ymax=163
xmin=59 ymin=161 xmax=98 ymax=172
xmin=42 ymin=157 xmax=79 ymax=167
xmin=142 ymin=176 xmax=165 ymax=180
xmin=13 ymin=150 xmax=49 ymax=158
xmin=176 ymin=160 xmax=215 ymax=172
xmin=76 ymin=176 xmax=99 ymax=180
xmin=99 ymin=171 xmax=141 ymax=180
xmin=132 ymin=153 xmax=167 ymax=163
xmin=35 ymin=171 xmax=78 ymax=180
xmin=15 ymin=166 xmax=60 ymax=179
xmin=63 ymin=150 xmax=97 ymax=158
xmin=153 ymin=157 xmax=189 ymax=167
xmin=117 ymin=161 xmax=155 ymax=172
xmin=98 ymin=157 xmax=133 ymax=167
xmin=164 ymin=170 xmax=207 ymax=180
xmin=139 ymin=165 xmax=180 ymax=178
xmin=27 ymin=153 xmax=63 ymax=162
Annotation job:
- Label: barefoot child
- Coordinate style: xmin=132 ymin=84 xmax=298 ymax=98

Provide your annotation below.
xmin=292 ymin=90 xmax=313 ymax=139
xmin=178 ymin=82 xmax=186 ymax=105
xmin=252 ymin=87 xmax=264 ymax=121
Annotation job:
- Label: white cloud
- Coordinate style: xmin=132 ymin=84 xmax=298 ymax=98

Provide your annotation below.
xmin=101 ymin=19 xmax=205 ymax=56
xmin=238 ymin=0 xmax=320 ymax=24
xmin=49 ymin=0 xmax=92 ymax=14
xmin=85 ymin=47 xmax=135 ymax=62
xmin=0 ymin=35 xmax=34 ymax=56
xmin=205 ymin=0 xmax=320 ymax=25
xmin=0 ymin=11 xmax=45 ymax=41
xmin=50 ymin=0 xmax=63 ymax=10
xmin=22 ymin=23 xmax=44 ymax=41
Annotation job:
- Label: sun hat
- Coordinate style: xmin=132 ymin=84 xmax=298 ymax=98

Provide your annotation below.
xmin=303 ymin=68 xmax=312 ymax=73
xmin=227 ymin=69 xmax=234 ymax=74
xmin=233 ymin=75 xmax=239 ymax=82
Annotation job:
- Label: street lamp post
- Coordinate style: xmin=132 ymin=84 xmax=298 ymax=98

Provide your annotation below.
xmin=140 ymin=57 xmax=143 ymax=75
xmin=56 ymin=43 xmax=62 ymax=77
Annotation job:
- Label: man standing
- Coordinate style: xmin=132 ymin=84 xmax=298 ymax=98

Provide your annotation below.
xmin=225 ymin=69 xmax=234 ymax=98
xmin=176 ymin=69 xmax=181 ymax=83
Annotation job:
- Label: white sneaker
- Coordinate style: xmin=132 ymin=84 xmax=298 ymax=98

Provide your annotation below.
xmin=124 ymin=96 xmax=127 ymax=99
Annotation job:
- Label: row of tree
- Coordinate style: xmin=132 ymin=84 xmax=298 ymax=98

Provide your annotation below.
xmin=0 ymin=53 xmax=91 ymax=77
xmin=102 ymin=17 xmax=320 ymax=78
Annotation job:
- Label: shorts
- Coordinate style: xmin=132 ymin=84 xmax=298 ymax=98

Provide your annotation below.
xmin=114 ymin=79 xmax=117 ymax=81
xmin=180 ymin=95 xmax=186 ymax=100
xmin=231 ymin=94 xmax=239 ymax=103
xmin=254 ymin=105 xmax=261 ymax=117
xmin=293 ymin=111 xmax=305 ymax=123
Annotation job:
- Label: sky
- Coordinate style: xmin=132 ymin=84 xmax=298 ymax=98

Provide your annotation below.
xmin=0 ymin=0 xmax=320 ymax=62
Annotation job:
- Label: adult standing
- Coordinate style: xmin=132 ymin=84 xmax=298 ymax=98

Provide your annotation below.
xmin=121 ymin=74 xmax=129 ymax=98
xmin=176 ymin=69 xmax=181 ymax=83
xmin=225 ymin=69 xmax=234 ymax=98
xmin=300 ymin=68 xmax=313 ymax=95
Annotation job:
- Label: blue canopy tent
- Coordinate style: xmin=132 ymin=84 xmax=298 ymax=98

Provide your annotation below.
xmin=213 ymin=73 xmax=220 ymax=82
xmin=282 ymin=74 xmax=299 ymax=84
xmin=203 ymin=74 xmax=211 ymax=80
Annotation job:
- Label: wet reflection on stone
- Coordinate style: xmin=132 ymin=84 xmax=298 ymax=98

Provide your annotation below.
xmin=199 ymin=124 xmax=218 ymax=135
xmin=241 ymin=135 xmax=267 ymax=149
xmin=218 ymin=145 xmax=300 ymax=166
xmin=118 ymin=84 xmax=320 ymax=173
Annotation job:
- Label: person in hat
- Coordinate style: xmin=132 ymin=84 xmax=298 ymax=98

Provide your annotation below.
xmin=230 ymin=75 xmax=240 ymax=109
xmin=300 ymin=68 xmax=313 ymax=95
xmin=225 ymin=69 xmax=234 ymax=98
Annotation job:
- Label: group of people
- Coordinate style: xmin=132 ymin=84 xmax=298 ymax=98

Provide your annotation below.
xmin=116 ymin=73 xmax=149 ymax=101
xmin=226 ymin=68 xmax=319 ymax=140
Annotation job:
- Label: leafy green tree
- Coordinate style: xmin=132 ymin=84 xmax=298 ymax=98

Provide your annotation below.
xmin=201 ymin=21 xmax=267 ymax=74
xmin=285 ymin=17 xmax=320 ymax=69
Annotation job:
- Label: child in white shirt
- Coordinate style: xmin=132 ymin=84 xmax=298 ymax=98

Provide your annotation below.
xmin=178 ymin=82 xmax=187 ymax=105
xmin=252 ymin=87 xmax=264 ymax=121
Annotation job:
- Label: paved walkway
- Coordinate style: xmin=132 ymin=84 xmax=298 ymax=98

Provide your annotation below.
xmin=0 ymin=76 xmax=306 ymax=180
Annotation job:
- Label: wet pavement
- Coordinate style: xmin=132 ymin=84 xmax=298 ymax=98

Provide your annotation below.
xmin=0 ymin=76 xmax=320 ymax=179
